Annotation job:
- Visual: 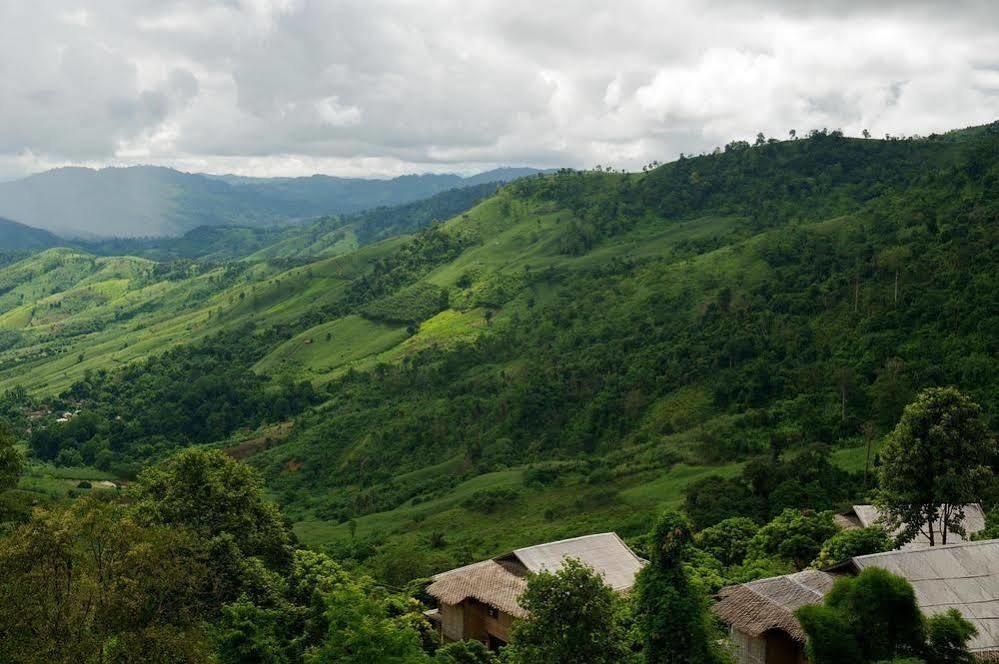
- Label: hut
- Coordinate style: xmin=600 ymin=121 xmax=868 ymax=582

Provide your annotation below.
xmin=835 ymin=503 xmax=986 ymax=549
xmin=425 ymin=532 xmax=644 ymax=647
xmin=714 ymin=538 xmax=999 ymax=664
xmin=713 ymin=569 xmax=833 ymax=664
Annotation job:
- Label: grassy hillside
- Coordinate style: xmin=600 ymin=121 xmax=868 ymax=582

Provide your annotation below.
xmin=6 ymin=123 xmax=998 ymax=580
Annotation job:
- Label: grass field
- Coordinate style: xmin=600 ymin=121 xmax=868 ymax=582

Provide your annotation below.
xmin=18 ymin=462 xmax=122 ymax=498
xmin=292 ymin=441 xmax=874 ymax=567
xmin=292 ymin=459 xmax=745 ymax=556
xmin=254 ymin=315 xmax=409 ymax=383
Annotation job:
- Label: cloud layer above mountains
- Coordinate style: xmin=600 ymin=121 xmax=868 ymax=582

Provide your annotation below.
xmin=1 ymin=0 xmax=997 ymax=179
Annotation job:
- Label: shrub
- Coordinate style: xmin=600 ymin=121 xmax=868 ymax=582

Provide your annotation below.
xmin=695 ymin=517 xmax=759 ymax=566
xmin=460 ymin=487 xmax=521 ymax=514
xmin=506 ymin=558 xmax=632 ymax=664
xmin=747 ymin=508 xmax=838 ymax=570
xmin=813 ymin=526 xmax=891 ymax=568
xmin=434 ymin=639 xmax=497 ymax=664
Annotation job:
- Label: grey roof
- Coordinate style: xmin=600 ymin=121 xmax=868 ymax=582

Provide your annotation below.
xmin=713 ymin=569 xmax=835 ymax=641
xmin=427 ymin=532 xmax=645 ymax=615
xmin=841 ymin=504 xmax=986 ymax=549
xmin=503 ymin=532 xmax=645 ymax=591
xmin=715 ymin=539 xmax=999 ymax=656
xmin=850 ymin=539 xmax=999 ymax=655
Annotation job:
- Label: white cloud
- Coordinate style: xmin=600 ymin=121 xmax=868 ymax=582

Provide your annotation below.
xmin=0 ymin=0 xmax=996 ymax=178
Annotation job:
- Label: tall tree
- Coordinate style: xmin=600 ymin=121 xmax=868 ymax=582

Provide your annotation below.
xmin=130 ymin=448 xmax=291 ymax=565
xmin=0 ymin=421 xmax=22 ymax=492
xmin=0 ymin=496 xmax=214 ymax=663
xmin=506 ymin=558 xmax=632 ymax=664
xmin=304 ymin=582 xmax=429 ymax=664
xmin=633 ymin=510 xmax=726 ymax=664
xmin=797 ymin=567 xmax=976 ymax=664
xmin=876 ymin=388 xmax=995 ymax=546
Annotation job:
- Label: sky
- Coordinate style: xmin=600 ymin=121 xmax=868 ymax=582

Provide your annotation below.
xmin=1 ymin=0 xmax=997 ymax=180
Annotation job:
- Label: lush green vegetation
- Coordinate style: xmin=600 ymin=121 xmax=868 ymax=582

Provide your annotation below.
xmin=797 ymin=567 xmax=977 ymax=664
xmin=0 ymin=122 xmax=996 ymax=587
xmin=1 ymin=122 xmax=997 ymax=662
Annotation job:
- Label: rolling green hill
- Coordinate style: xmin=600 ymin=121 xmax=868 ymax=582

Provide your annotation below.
xmin=5 ymin=122 xmax=998 ymax=578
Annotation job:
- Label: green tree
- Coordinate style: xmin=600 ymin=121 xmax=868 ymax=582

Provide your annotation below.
xmin=795 ymin=603 xmax=863 ymax=664
xmin=876 ymin=388 xmax=996 ymax=547
xmin=746 ymin=509 xmax=838 ymax=570
xmin=973 ymin=507 xmax=999 ymax=541
xmin=633 ymin=510 xmax=726 ymax=664
xmin=683 ymin=476 xmax=764 ymax=530
xmin=695 ymin=517 xmax=759 ymax=566
xmin=130 ymin=448 xmax=291 ymax=565
xmin=506 ymin=557 xmax=632 ymax=664
xmin=0 ymin=421 xmax=23 ymax=492
xmin=434 ymin=640 xmax=497 ymax=664
xmin=925 ymin=609 xmax=978 ymax=664
xmin=796 ymin=568 xmax=962 ymax=664
xmin=216 ymin=596 xmax=287 ymax=664
xmin=0 ymin=496 xmax=214 ymax=663
xmin=812 ymin=526 xmax=891 ymax=568
xmin=304 ymin=582 xmax=429 ymax=664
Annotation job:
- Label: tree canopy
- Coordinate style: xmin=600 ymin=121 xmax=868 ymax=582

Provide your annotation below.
xmin=876 ymin=388 xmax=996 ymax=546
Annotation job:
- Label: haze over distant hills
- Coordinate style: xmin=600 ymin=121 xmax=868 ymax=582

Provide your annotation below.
xmin=0 ymin=216 xmax=60 ymax=250
xmin=0 ymin=165 xmax=546 ymax=238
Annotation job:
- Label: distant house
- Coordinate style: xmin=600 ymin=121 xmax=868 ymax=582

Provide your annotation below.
xmin=713 ymin=539 xmax=999 ymax=664
xmin=425 ymin=532 xmax=644 ymax=648
xmin=836 ymin=503 xmax=986 ymax=549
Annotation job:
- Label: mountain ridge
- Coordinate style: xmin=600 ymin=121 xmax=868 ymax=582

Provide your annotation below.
xmin=0 ymin=216 xmax=61 ymax=250
xmin=2 ymin=122 xmax=996 ymax=571
xmin=0 ymin=165 xmax=548 ymax=239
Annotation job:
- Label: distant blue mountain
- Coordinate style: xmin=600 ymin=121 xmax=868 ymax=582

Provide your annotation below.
xmin=0 ymin=166 xmax=549 ymax=238
xmin=0 ymin=216 xmax=60 ymax=250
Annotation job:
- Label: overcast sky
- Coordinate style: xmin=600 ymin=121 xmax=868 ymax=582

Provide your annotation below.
xmin=1 ymin=0 xmax=997 ymax=180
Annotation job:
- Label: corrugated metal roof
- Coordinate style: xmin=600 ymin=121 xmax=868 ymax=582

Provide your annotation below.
xmin=851 ymin=539 xmax=999 ymax=654
xmin=426 ymin=532 xmax=645 ymax=616
xmin=844 ymin=504 xmax=986 ymax=549
xmin=507 ymin=532 xmax=645 ymax=591
xmin=715 ymin=539 xmax=999 ymax=656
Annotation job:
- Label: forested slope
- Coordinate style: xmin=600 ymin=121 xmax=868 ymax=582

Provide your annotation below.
xmin=8 ymin=122 xmax=999 ymax=576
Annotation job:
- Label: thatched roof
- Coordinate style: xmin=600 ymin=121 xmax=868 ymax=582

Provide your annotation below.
xmin=426 ymin=533 xmax=644 ymax=617
xmin=712 ymin=569 xmax=834 ymax=642
xmin=838 ymin=504 xmax=986 ymax=549
xmin=840 ymin=539 xmax=999 ymax=656
xmin=426 ymin=558 xmax=530 ymax=617
xmin=715 ymin=539 xmax=999 ymax=656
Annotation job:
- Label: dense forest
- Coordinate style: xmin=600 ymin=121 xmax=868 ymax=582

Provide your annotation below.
xmin=0 ymin=122 xmax=997 ymax=661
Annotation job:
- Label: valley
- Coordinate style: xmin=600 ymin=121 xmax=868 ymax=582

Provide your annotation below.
xmin=4 ymin=3 xmax=998 ymax=660
xmin=2 ymin=125 xmax=996 ymax=583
